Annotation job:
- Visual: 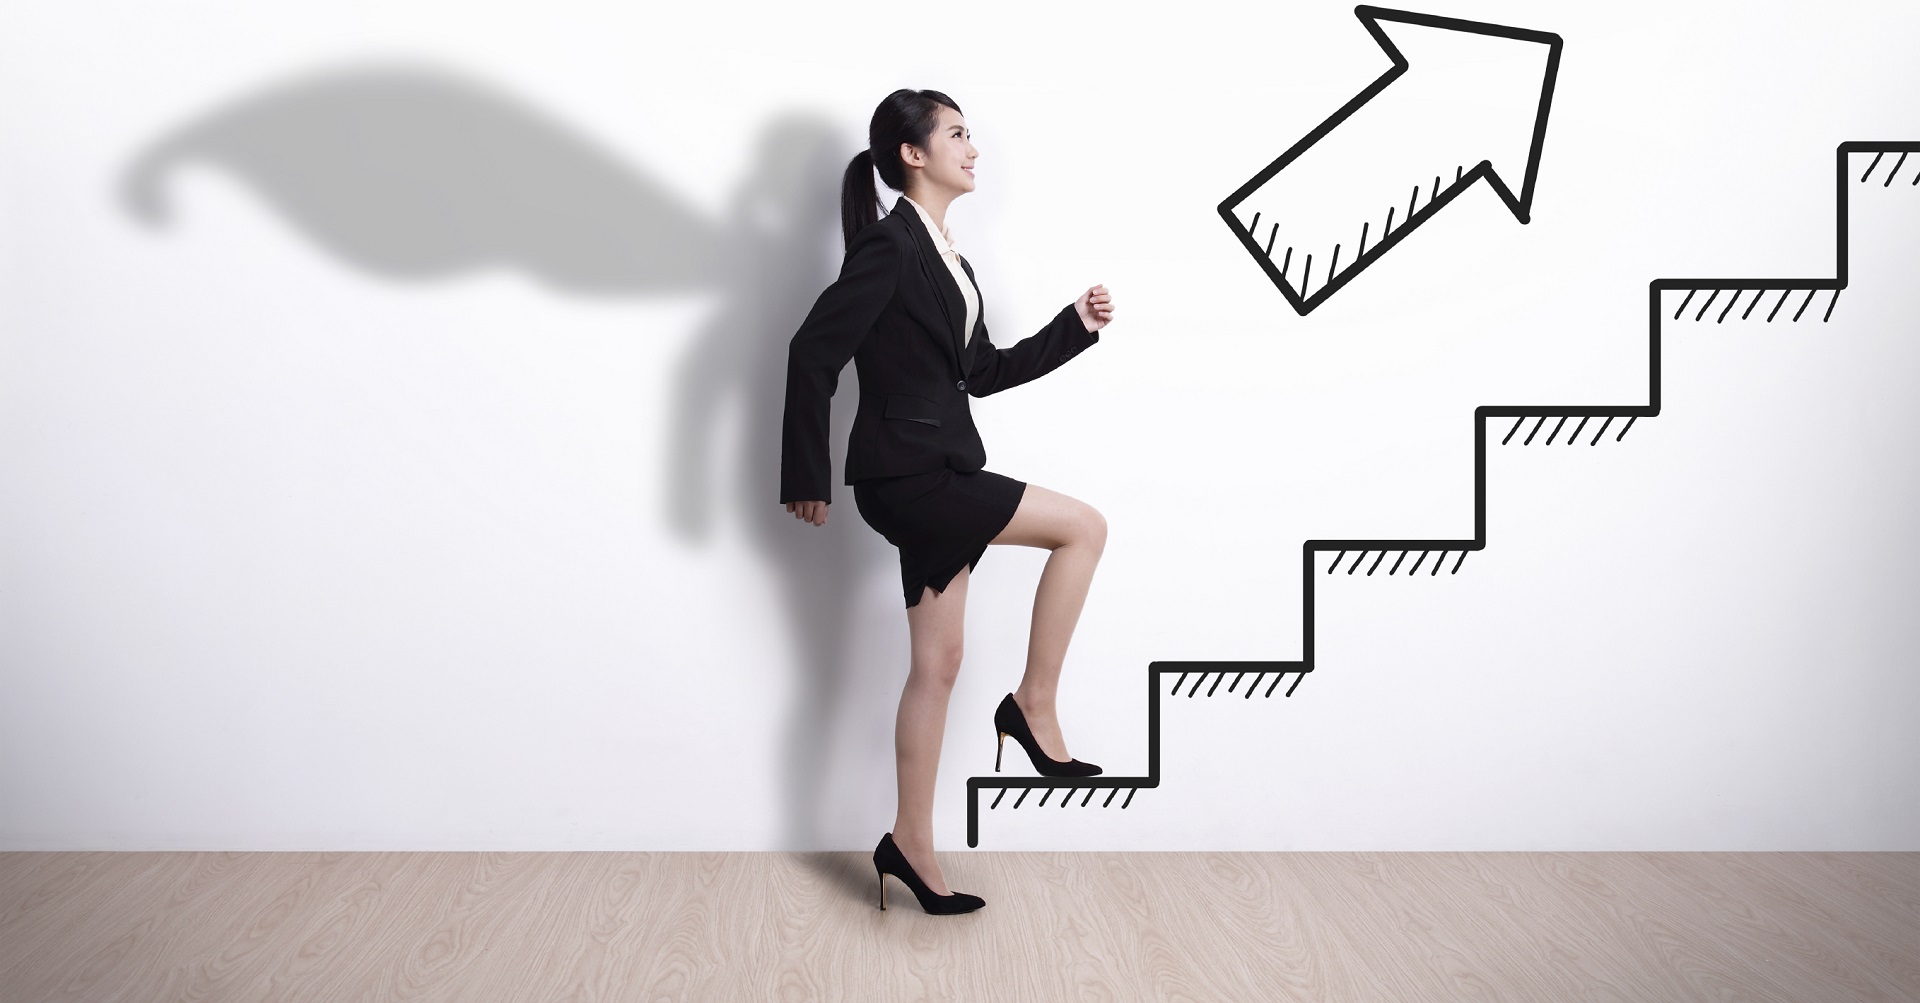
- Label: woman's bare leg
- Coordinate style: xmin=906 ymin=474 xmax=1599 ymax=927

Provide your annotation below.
xmin=988 ymin=483 xmax=1107 ymax=761
xmin=892 ymin=564 xmax=970 ymax=897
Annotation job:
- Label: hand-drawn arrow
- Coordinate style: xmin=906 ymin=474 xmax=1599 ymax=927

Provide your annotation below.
xmin=1220 ymin=6 xmax=1563 ymax=315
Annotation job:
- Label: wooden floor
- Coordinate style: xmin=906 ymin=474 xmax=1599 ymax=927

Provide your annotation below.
xmin=1 ymin=850 xmax=1915 ymax=1001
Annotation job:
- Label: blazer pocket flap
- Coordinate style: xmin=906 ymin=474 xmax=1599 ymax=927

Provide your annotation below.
xmin=883 ymin=394 xmax=942 ymax=426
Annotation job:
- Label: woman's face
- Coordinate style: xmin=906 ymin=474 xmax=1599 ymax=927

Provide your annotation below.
xmin=902 ymin=105 xmax=976 ymax=199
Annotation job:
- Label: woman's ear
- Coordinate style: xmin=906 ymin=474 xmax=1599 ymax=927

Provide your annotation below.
xmin=898 ymin=142 xmax=923 ymax=168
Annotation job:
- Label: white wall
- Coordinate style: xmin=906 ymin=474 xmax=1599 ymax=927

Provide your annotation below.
xmin=2 ymin=0 xmax=1916 ymax=851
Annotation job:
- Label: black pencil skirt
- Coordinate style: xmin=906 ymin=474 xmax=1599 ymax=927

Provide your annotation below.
xmin=853 ymin=467 xmax=1028 ymax=609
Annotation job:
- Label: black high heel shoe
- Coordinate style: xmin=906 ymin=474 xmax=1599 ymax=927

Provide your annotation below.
xmin=873 ymin=832 xmax=984 ymax=914
xmin=994 ymin=693 xmax=1103 ymax=777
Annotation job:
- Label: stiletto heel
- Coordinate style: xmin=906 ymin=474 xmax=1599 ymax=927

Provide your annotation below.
xmin=995 ymin=731 xmax=1006 ymax=772
xmin=872 ymin=832 xmax=984 ymax=915
xmin=993 ymin=693 xmax=1102 ymax=777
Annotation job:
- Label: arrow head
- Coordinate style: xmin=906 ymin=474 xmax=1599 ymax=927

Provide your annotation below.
xmin=1356 ymin=6 xmax=1562 ymax=220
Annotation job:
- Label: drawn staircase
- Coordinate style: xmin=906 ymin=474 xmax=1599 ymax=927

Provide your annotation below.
xmin=965 ymin=140 xmax=1914 ymax=846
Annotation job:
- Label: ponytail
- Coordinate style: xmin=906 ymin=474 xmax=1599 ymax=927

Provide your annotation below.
xmin=839 ymin=88 xmax=964 ymax=250
xmin=840 ymin=149 xmax=879 ymax=248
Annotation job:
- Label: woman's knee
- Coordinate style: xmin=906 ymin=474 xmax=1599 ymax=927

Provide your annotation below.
xmin=910 ymin=642 xmax=965 ymax=688
xmin=1077 ymin=503 xmax=1108 ymax=553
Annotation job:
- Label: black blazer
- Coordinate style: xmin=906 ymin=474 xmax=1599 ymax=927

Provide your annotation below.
xmin=779 ymin=195 xmax=1101 ymax=504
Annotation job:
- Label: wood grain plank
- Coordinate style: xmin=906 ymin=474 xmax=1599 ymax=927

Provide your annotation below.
xmin=0 ymin=851 xmax=1913 ymax=1002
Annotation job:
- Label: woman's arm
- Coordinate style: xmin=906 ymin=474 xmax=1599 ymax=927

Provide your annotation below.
xmin=779 ymin=222 xmax=903 ymax=507
xmin=962 ymin=299 xmax=1103 ymax=398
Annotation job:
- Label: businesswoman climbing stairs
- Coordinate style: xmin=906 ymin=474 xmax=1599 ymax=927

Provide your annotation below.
xmin=779 ymin=88 xmax=1116 ymax=915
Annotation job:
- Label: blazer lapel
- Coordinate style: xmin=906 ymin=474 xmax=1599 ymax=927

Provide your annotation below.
xmin=957 ymin=254 xmax=982 ymax=371
xmin=892 ymin=196 xmax=966 ymax=373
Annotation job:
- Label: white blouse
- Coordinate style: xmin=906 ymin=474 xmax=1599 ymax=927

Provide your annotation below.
xmin=901 ymin=194 xmax=979 ymax=347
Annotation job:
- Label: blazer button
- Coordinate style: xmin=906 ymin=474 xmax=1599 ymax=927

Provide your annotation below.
xmin=955 ymin=380 xmax=967 ymax=392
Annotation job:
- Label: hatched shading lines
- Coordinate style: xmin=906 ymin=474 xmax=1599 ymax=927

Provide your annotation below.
xmin=1666 ymin=287 xmax=1840 ymax=323
xmin=1853 ymin=150 xmax=1919 ymax=185
xmin=1249 ymin=165 xmax=1471 ymax=299
xmin=1325 ymin=549 xmax=1470 ymax=575
xmin=1500 ymin=414 xmax=1634 ymax=446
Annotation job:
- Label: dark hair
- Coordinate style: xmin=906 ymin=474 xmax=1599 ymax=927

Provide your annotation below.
xmin=840 ymin=88 xmax=963 ymax=248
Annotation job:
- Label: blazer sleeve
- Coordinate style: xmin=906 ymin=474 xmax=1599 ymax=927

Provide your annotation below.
xmin=962 ymin=292 xmax=1101 ymax=399
xmin=779 ymin=222 xmax=903 ymax=505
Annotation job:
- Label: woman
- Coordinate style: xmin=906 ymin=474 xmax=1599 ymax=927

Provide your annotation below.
xmin=779 ymin=88 xmax=1115 ymax=915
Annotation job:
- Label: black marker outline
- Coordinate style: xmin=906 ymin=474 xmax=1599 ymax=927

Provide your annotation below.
xmin=966 ymin=141 xmax=1903 ymax=847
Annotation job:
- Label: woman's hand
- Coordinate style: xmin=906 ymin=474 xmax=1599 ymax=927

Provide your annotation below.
xmin=786 ymin=500 xmax=829 ymax=526
xmin=1074 ymin=283 xmax=1114 ymax=333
